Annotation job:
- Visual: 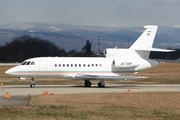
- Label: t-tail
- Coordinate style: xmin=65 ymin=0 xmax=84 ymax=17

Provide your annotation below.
xmin=105 ymin=25 xmax=174 ymax=58
xmin=129 ymin=25 xmax=173 ymax=59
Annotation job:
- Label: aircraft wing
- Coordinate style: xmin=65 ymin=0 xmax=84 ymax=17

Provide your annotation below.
xmin=74 ymin=74 xmax=138 ymax=80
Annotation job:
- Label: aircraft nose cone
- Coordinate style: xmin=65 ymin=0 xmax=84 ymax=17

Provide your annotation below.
xmin=5 ymin=67 xmax=17 ymax=75
xmin=5 ymin=69 xmax=11 ymax=75
xmin=5 ymin=66 xmax=22 ymax=76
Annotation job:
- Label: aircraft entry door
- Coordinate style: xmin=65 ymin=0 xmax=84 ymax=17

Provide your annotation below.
xmin=38 ymin=61 xmax=47 ymax=76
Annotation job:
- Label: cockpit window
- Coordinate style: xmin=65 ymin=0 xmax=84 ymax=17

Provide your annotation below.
xmin=30 ymin=61 xmax=35 ymax=65
xmin=22 ymin=61 xmax=35 ymax=65
xmin=22 ymin=61 xmax=27 ymax=65
xmin=26 ymin=61 xmax=31 ymax=65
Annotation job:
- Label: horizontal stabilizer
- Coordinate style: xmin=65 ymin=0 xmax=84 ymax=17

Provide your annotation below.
xmin=134 ymin=48 xmax=175 ymax=52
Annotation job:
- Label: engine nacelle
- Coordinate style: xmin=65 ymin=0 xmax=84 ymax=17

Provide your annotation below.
xmin=112 ymin=60 xmax=139 ymax=68
xmin=104 ymin=49 xmax=120 ymax=57
xmin=104 ymin=48 xmax=131 ymax=57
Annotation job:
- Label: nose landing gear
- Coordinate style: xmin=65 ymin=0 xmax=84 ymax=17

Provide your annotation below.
xmin=30 ymin=78 xmax=36 ymax=88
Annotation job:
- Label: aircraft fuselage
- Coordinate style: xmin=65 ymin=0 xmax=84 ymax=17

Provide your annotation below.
xmin=5 ymin=57 xmax=158 ymax=79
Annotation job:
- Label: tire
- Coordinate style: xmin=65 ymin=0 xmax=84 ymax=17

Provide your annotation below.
xmin=85 ymin=82 xmax=91 ymax=87
xmin=98 ymin=82 xmax=105 ymax=88
xmin=30 ymin=84 xmax=35 ymax=88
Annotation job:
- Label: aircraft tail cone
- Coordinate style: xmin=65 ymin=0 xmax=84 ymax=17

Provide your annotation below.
xmin=0 ymin=82 xmax=3 ymax=86
xmin=4 ymin=92 xmax=10 ymax=98
xmin=43 ymin=91 xmax=49 ymax=96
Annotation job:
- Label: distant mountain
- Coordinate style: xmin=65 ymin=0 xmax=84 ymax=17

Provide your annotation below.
xmin=0 ymin=22 xmax=180 ymax=52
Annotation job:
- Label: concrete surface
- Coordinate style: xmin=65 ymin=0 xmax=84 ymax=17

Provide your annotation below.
xmin=0 ymin=84 xmax=180 ymax=107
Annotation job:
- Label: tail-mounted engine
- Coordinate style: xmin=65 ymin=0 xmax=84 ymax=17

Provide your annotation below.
xmin=104 ymin=48 xmax=129 ymax=57
xmin=112 ymin=60 xmax=139 ymax=68
xmin=104 ymin=49 xmax=119 ymax=57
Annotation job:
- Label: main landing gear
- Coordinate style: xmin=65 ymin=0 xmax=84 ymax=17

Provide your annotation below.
xmin=30 ymin=78 xmax=36 ymax=88
xmin=98 ymin=79 xmax=105 ymax=88
xmin=84 ymin=80 xmax=91 ymax=87
xmin=84 ymin=79 xmax=105 ymax=88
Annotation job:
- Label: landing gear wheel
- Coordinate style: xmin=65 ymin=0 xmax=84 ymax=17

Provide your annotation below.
xmin=30 ymin=78 xmax=36 ymax=88
xmin=30 ymin=84 xmax=35 ymax=88
xmin=84 ymin=80 xmax=91 ymax=87
xmin=98 ymin=82 xmax=105 ymax=88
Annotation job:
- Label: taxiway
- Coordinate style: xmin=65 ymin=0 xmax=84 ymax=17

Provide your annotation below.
xmin=0 ymin=84 xmax=180 ymax=107
xmin=1 ymin=84 xmax=180 ymax=96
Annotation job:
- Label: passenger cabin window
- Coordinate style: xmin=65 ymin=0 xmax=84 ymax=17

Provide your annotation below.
xmin=53 ymin=63 xmax=103 ymax=68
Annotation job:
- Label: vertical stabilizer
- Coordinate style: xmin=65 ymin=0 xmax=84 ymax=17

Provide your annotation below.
xmin=130 ymin=25 xmax=158 ymax=58
xmin=130 ymin=25 xmax=158 ymax=49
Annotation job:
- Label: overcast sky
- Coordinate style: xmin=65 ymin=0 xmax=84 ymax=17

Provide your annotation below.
xmin=1 ymin=0 xmax=180 ymax=27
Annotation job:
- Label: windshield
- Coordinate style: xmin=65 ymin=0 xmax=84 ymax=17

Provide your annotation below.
xmin=22 ymin=61 xmax=27 ymax=65
xmin=21 ymin=61 xmax=35 ymax=65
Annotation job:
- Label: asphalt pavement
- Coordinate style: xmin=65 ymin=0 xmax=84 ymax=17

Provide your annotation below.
xmin=0 ymin=84 xmax=180 ymax=107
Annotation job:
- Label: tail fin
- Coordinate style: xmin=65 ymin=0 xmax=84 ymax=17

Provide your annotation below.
xmin=130 ymin=25 xmax=158 ymax=50
xmin=129 ymin=25 xmax=158 ymax=58
xmin=105 ymin=25 xmax=174 ymax=58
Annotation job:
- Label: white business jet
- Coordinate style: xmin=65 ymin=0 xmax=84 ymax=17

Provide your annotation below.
xmin=5 ymin=25 xmax=173 ymax=88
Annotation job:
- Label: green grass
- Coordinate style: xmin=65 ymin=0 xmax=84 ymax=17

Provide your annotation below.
xmin=0 ymin=101 xmax=180 ymax=120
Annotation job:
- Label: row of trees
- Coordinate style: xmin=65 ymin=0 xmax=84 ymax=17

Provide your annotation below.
xmin=0 ymin=35 xmax=180 ymax=62
xmin=150 ymin=50 xmax=180 ymax=60
xmin=0 ymin=36 xmax=94 ymax=62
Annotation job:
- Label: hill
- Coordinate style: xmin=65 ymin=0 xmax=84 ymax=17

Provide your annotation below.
xmin=0 ymin=22 xmax=180 ymax=52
